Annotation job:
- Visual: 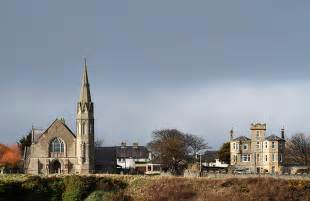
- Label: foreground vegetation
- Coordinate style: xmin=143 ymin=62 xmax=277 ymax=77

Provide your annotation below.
xmin=0 ymin=174 xmax=309 ymax=201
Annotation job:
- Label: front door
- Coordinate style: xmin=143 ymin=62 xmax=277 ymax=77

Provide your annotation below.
xmin=50 ymin=160 xmax=61 ymax=174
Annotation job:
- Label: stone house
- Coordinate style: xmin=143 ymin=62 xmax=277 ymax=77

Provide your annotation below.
xmin=230 ymin=123 xmax=285 ymax=174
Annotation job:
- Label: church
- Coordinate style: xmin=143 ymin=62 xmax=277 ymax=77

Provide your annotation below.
xmin=24 ymin=60 xmax=96 ymax=174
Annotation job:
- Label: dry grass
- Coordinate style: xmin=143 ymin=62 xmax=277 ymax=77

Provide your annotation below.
xmin=1 ymin=174 xmax=309 ymax=201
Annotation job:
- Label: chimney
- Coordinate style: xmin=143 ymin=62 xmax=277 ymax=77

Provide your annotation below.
xmin=133 ymin=142 xmax=139 ymax=148
xmin=121 ymin=142 xmax=126 ymax=148
xmin=230 ymin=128 xmax=234 ymax=141
xmin=281 ymin=128 xmax=285 ymax=139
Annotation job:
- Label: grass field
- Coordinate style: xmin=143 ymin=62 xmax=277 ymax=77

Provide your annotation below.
xmin=0 ymin=174 xmax=309 ymax=201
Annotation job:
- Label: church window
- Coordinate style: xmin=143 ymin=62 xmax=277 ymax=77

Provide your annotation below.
xmin=49 ymin=138 xmax=64 ymax=153
xmin=81 ymin=122 xmax=85 ymax=135
xmin=82 ymin=143 xmax=86 ymax=163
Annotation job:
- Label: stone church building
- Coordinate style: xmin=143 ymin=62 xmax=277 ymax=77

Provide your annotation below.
xmin=24 ymin=61 xmax=95 ymax=174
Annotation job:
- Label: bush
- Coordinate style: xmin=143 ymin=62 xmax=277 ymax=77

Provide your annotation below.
xmin=62 ymin=175 xmax=97 ymax=201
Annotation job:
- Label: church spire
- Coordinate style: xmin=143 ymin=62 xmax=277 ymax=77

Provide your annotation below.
xmin=79 ymin=58 xmax=91 ymax=103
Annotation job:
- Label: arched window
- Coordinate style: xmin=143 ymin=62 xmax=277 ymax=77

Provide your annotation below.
xmin=81 ymin=122 xmax=85 ymax=135
xmin=49 ymin=138 xmax=64 ymax=153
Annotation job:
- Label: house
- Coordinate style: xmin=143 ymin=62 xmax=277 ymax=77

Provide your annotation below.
xmin=230 ymin=123 xmax=285 ymax=174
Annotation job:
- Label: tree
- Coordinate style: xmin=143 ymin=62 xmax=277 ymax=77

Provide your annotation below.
xmin=95 ymin=137 xmax=104 ymax=147
xmin=147 ymin=129 xmax=207 ymax=174
xmin=285 ymin=133 xmax=310 ymax=167
xmin=17 ymin=131 xmax=32 ymax=154
xmin=218 ymin=142 xmax=230 ymax=164
xmin=0 ymin=144 xmax=21 ymax=173
xmin=185 ymin=134 xmax=208 ymax=156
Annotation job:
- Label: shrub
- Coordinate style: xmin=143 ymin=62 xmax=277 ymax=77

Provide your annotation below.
xmin=62 ymin=175 xmax=97 ymax=201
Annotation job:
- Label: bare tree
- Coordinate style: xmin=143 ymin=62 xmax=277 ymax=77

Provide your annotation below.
xmin=185 ymin=134 xmax=208 ymax=156
xmin=95 ymin=137 xmax=104 ymax=147
xmin=148 ymin=129 xmax=208 ymax=174
xmin=285 ymin=133 xmax=310 ymax=167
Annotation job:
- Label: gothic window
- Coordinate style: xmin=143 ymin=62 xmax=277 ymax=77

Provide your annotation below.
xmin=81 ymin=122 xmax=85 ymax=135
xmin=49 ymin=138 xmax=64 ymax=153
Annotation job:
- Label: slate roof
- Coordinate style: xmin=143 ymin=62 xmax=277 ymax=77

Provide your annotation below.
xmin=95 ymin=147 xmax=116 ymax=165
xmin=265 ymin=134 xmax=284 ymax=141
xmin=233 ymin=136 xmax=251 ymax=141
xmin=116 ymin=146 xmax=149 ymax=159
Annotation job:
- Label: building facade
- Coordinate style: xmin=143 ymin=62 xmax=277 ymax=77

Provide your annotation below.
xmin=230 ymin=123 xmax=285 ymax=174
xmin=24 ymin=60 xmax=95 ymax=174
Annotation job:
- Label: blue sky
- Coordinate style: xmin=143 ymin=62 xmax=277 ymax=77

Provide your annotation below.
xmin=1 ymin=1 xmax=310 ymax=148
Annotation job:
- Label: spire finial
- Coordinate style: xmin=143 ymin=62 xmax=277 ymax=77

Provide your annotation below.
xmin=84 ymin=57 xmax=87 ymax=67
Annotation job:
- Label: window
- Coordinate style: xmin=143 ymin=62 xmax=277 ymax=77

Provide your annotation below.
xmin=279 ymin=142 xmax=282 ymax=150
xmin=233 ymin=143 xmax=236 ymax=150
xmin=242 ymin=154 xmax=250 ymax=162
xmin=265 ymin=142 xmax=268 ymax=149
xmin=272 ymin=141 xmax=275 ymax=148
xmin=279 ymin=154 xmax=282 ymax=162
xmin=49 ymin=138 xmax=64 ymax=153
xmin=243 ymin=144 xmax=248 ymax=150
xmin=272 ymin=154 xmax=276 ymax=162
xmin=256 ymin=130 xmax=260 ymax=137
xmin=256 ymin=142 xmax=260 ymax=149
xmin=81 ymin=122 xmax=85 ymax=135
xmin=265 ymin=155 xmax=268 ymax=162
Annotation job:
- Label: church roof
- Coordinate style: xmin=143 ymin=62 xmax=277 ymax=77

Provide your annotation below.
xmin=79 ymin=59 xmax=92 ymax=103
xmin=265 ymin=134 xmax=284 ymax=141
xmin=34 ymin=119 xmax=76 ymax=143
xmin=232 ymin=136 xmax=251 ymax=141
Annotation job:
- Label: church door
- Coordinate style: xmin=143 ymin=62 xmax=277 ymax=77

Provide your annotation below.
xmin=50 ymin=160 xmax=61 ymax=174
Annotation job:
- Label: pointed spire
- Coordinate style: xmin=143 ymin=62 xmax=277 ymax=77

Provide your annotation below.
xmin=79 ymin=58 xmax=92 ymax=102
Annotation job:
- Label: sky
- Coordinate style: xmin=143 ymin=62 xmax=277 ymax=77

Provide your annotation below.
xmin=1 ymin=1 xmax=310 ymax=149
